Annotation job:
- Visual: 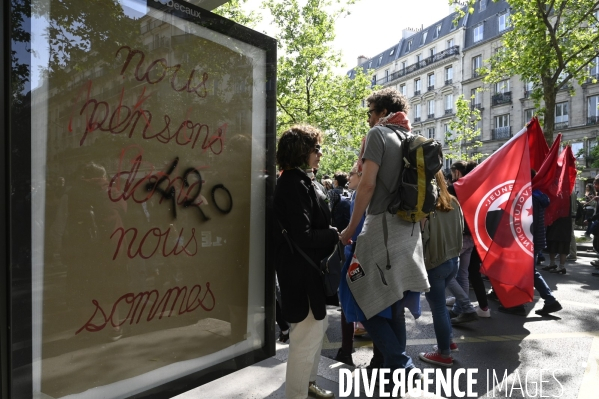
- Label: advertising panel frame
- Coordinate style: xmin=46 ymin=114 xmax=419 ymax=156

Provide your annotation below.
xmin=1 ymin=1 xmax=277 ymax=398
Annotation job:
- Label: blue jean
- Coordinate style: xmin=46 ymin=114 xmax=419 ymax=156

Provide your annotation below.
xmin=534 ymin=252 xmax=557 ymax=304
xmin=362 ymin=300 xmax=414 ymax=371
xmin=425 ymin=258 xmax=458 ymax=356
xmin=456 ymin=235 xmax=474 ymax=294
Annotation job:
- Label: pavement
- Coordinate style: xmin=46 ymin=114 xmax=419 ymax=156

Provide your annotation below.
xmin=176 ymin=229 xmax=599 ymax=399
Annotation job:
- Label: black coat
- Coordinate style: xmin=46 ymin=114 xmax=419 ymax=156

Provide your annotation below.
xmin=274 ymin=169 xmax=339 ymax=323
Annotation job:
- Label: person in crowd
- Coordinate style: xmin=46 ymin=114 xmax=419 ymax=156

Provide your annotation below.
xmin=582 ymin=183 xmax=596 ymax=240
xmin=445 ymin=161 xmax=484 ymax=323
xmin=500 ymin=170 xmax=563 ymax=315
xmin=336 ymin=163 xmax=366 ymax=367
xmin=419 ymin=171 xmax=463 ymax=366
xmin=340 ymin=87 xmax=429 ymax=378
xmin=544 ymin=204 xmax=573 ymax=275
xmin=329 ymin=171 xmax=351 ymax=232
xmin=274 ymin=125 xmax=338 ymax=399
xmin=275 ymin=275 xmax=290 ymax=344
xmin=568 ymin=191 xmax=577 ymax=261
xmin=321 ymin=179 xmax=333 ymax=194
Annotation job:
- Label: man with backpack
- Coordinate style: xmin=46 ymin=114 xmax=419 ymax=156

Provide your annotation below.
xmin=340 ymin=87 xmax=430 ymax=380
xmin=329 ymin=171 xmax=351 ymax=231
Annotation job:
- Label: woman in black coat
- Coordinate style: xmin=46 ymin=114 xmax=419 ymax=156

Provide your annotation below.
xmin=274 ymin=125 xmax=338 ymax=399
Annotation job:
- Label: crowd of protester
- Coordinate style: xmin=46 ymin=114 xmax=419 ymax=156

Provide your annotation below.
xmin=273 ymin=87 xmax=594 ymax=399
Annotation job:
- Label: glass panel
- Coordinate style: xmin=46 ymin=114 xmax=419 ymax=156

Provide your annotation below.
xmin=21 ymin=1 xmax=273 ymax=397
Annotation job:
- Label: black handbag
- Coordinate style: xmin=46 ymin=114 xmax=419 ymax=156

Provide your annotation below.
xmin=278 ymin=221 xmax=345 ymax=297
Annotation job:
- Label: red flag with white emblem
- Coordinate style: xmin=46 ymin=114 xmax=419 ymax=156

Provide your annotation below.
xmin=454 ymin=127 xmax=534 ymax=308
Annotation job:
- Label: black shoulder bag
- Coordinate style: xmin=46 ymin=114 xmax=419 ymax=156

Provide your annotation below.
xmin=278 ymin=220 xmax=344 ymax=297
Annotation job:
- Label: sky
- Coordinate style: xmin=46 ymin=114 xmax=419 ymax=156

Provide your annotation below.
xmin=243 ymin=0 xmax=455 ymax=73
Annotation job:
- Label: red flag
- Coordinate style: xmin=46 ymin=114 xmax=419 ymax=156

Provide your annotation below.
xmin=454 ymin=127 xmax=534 ymax=308
xmin=532 ymin=134 xmax=562 ymax=192
xmin=527 ymin=117 xmax=549 ymax=171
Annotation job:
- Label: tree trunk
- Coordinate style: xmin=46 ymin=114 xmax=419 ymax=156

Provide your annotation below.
xmin=542 ymin=77 xmax=557 ymax=146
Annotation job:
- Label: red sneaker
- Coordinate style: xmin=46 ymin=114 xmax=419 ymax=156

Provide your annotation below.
xmin=419 ymin=351 xmax=453 ymax=367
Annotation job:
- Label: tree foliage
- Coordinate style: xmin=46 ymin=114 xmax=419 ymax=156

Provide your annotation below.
xmin=445 ymin=94 xmax=484 ymax=161
xmin=453 ymin=0 xmax=599 ymax=144
xmin=263 ymin=0 xmax=373 ymax=176
xmin=213 ymin=0 xmax=262 ymax=28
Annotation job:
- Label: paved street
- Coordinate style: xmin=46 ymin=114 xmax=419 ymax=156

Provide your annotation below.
xmin=315 ymin=230 xmax=599 ymax=398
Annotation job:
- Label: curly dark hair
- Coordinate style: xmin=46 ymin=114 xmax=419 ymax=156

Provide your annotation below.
xmin=276 ymin=124 xmax=323 ymax=170
xmin=366 ymin=87 xmax=410 ymax=115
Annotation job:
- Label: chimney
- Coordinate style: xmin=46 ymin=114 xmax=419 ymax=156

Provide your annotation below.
xmin=357 ymin=55 xmax=368 ymax=66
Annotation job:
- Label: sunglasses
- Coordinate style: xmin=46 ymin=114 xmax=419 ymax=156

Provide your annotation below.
xmin=367 ymin=109 xmax=376 ymax=117
xmin=313 ymin=144 xmax=322 ymax=153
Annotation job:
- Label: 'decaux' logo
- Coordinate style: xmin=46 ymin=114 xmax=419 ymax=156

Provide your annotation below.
xmin=474 ymin=181 xmax=534 ymax=257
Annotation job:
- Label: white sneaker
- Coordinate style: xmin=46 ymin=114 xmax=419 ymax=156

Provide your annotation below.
xmin=476 ymin=306 xmax=491 ymax=318
xmin=446 ymin=296 xmax=456 ymax=306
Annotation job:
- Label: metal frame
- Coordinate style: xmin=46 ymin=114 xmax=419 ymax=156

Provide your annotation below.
xmin=2 ymin=0 xmax=277 ymax=397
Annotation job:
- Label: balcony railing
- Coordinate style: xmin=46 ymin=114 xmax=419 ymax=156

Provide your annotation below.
xmin=492 ymin=91 xmax=512 ymax=106
xmin=445 ymin=109 xmax=453 ymax=115
xmin=472 ymin=70 xmax=480 ymax=79
xmin=414 ymin=90 xmax=421 ymax=96
xmin=445 ymin=79 xmax=452 ymax=85
xmin=376 ymin=76 xmax=389 ymax=85
xmin=428 ymin=114 xmax=435 ymax=119
xmin=414 ymin=117 xmax=421 ymax=122
xmin=470 ymin=103 xmax=483 ymax=111
xmin=554 ymin=121 xmax=569 ymax=130
xmin=587 ymin=115 xmax=599 ymax=125
xmin=387 ymin=46 xmax=460 ymax=84
xmin=492 ymin=126 xmax=512 ymax=140
xmin=587 ymin=74 xmax=599 ymax=84
xmin=524 ymin=90 xmax=532 ymax=98
xmin=427 ymin=85 xmax=435 ymax=92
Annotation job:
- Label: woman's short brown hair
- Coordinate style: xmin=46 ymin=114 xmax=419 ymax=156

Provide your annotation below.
xmin=276 ymin=124 xmax=323 ymax=170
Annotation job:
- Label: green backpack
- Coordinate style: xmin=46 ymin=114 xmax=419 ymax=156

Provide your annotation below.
xmin=386 ymin=125 xmax=443 ymax=223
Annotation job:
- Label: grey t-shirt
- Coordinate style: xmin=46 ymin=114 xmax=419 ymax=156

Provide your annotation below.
xmin=362 ymin=125 xmax=404 ymax=215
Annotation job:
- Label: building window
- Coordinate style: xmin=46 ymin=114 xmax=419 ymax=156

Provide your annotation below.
xmin=590 ymin=56 xmax=599 ymax=78
xmin=421 ymin=31 xmax=428 ymax=45
xmin=401 ymin=61 xmax=406 ymax=71
xmin=524 ymin=81 xmax=534 ymax=97
xmin=445 ymin=66 xmax=453 ymax=84
xmin=445 ymin=94 xmax=453 ymax=113
xmin=495 ymin=114 xmax=510 ymax=128
xmin=416 ymin=53 xmax=422 ymax=63
xmin=480 ymin=0 xmax=487 ymax=12
xmin=525 ymin=108 xmax=535 ymax=122
xmin=400 ymin=84 xmax=406 ymax=96
xmin=427 ymin=73 xmax=435 ymax=90
xmin=389 ymin=48 xmax=395 ymax=56
xmin=427 ymin=127 xmax=435 ymax=139
xmin=555 ymin=102 xmax=569 ymax=126
xmin=368 ymin=60 xmax=372 ymax=68
xmin=472 ymin=55 xmax=482 ymax=78
xmin=445 ymin=158 xmax=452 ymax=170
xmin=378 ymin=55 xmax=383 ymax=66
xmin=495 ymin=79 xmax=510 ymax=93
xmin=429 ymin=47 xmax=436 ymax=57
xmin=414 ymin=103 xmax=421 ymax=121
xmin=407 ymin=40 xmax=412 ymax=52
xmin=589 ymin=95 xmax=599 ymax=124
xmin=384 ymin=69 xmax=389 ymax=83
xmin=414 ymin=78 xmax=421 ymax=95
xmin=428 ymin=99 xmax=435 ymax=117
xmin=498 ymin=11 xmax=510 ymax=31
xmin=434 ymin=24 xmax=442 ymax=38
xmin=493 ymin=114 xmax=511 ymax=139
xmin=471 ymin=88 xmax=482 ymax=108
xmin=372 ymin=75 xmax=376 ymax=86
xmin=473 ymin=23 xmax=484 ymax=42
xmin=447 ymin=38 xmax=454 ymax=49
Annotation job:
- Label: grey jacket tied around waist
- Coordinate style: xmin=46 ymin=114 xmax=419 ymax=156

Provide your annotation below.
xmin=347 ymin=212 xmax=430 ymax=320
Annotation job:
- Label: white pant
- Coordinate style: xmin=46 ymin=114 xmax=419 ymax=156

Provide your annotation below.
xmin=285 ymin=309 xmax=328 ymax=399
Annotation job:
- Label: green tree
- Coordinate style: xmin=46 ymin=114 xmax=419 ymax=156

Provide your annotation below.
xmin=213 ymin=0 xmax=262 ymax=28
xmin=264 ymin=0 xmax=373 ymax=176
xmin=445 ymin=94 xmax=484 ymax=161
xmin=453 ymin=0 xmax=599 ymax=145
